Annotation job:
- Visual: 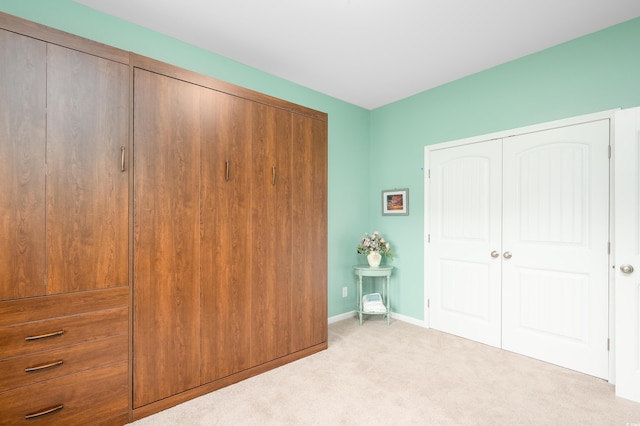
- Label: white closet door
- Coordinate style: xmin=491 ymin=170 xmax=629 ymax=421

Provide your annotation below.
xmin=614 ymin=107 xmax=640 ymax=401
xmin=428 ymin=140 xmax=503 ymax=347
xmin=502 ymin=120 xmax=610 ymax=379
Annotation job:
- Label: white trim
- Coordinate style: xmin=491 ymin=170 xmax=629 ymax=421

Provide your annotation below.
xmin=328 ymin=311 xmax=356 ymax=324
xmin=391 ymin=312 xmax=427 ymax=328
xmin=428 ymin=109 xmax=620 ymax=152
xmin=328 ymin=311 xmax=427 ymax=328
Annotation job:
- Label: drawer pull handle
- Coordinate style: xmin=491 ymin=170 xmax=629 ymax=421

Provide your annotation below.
xmin=25 ymin=404 xmax=64 ymax=419
xmin=25 ymin=330 xmax=64 ymax=341
xmin=25 ymin=360 xmax=64 ymax=372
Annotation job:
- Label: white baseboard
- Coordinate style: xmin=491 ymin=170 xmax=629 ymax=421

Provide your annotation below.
xmin=390 ymin=312 xmax=427 ymax=328
xmin=328 ymin=311 xmax=356 ymax=324
xmin=328 ymin=310 xmax=427 ymax=328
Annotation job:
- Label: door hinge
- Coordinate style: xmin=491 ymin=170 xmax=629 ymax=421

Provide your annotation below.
xmin=427 ymin=234 xmax=431 ymax=243
xmin=608 ymin=145 xmax=611 ymax=159
xmin=607 ymin=338 xmax=610 ymax=351
xmin=608 ymin=242 xmax=611 ymax=255
xmin=427 ymin=298 xmax=430 ymax=308
xmin=428 ymin=169 xmax=431 ymax=179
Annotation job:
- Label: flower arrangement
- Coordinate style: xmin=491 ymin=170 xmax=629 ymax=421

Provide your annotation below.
xmin=357 ymin=231 xmax=393 ymax=259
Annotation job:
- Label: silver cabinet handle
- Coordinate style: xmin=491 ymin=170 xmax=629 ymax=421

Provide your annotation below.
xmin=272 ymin=166 xmax=277 ymax=186
xmin=25 ymin=404 xmax=64 ymax=419
xmin=491 ymin=250 xmax=499 ymax=258
xmin=620 ymin=264 xmax=635 ymax=274
xmin=25 ymin=330 xmax=64 ymax=341
xmin=25 ymin=360 xmax=64 ymax=372
xmin=120 ymin=146 xmax=126 ymax=172
xmin=503 ymin=251 xmax=512 ymax=259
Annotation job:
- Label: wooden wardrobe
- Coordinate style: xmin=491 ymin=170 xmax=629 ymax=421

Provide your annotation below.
xmin=0 ymin=12 xmax=327 ymax=424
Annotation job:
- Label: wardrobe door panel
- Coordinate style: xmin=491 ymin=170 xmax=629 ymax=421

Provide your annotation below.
xmin=290 ymin=115 xmax=328 ymax=352
xmin=46 ymin=44 xmax=129 ymax=294
xmin=133 ymin=69 xmax=201 ymax=407
xmin=0 ymin=29 xmax=46 ymax=300
xmin=250 ymin=104 xmax=292 ymax=365
xmin=200 ymin=91 xmax=252 ymax=382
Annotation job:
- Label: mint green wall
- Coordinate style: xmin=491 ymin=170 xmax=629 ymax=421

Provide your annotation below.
xmin=3 ymin=1 xmax=640 ymax=322
xmin=0 ymin=0 xmax=370 ymax=317
xmin=370 ymin=17 xmax=640 ymax=321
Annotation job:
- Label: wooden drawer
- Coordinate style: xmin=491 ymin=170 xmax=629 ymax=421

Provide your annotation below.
xmin=0 ymin=361 xmax=128 ymax=425
xmin=0 ymin=333 xmax=127 ymax=392
xmin=0 ymin=307 xmax=128 ymax=359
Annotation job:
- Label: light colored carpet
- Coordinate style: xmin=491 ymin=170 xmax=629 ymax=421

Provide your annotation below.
xmin=129 ymin=317 xmax=640 ymax=425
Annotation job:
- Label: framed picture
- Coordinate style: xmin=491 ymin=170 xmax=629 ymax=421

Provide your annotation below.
xmin=382 ymin=188 xmax=409 ymax=216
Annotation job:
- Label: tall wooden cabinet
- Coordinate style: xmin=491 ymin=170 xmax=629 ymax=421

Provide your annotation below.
xmin=131 ymin=55 xmax=328 ymax=419
xmin=0 ymin=13 xmax=130 ymax=425
xmin=1 ymin=12 xmax=327 ymax=424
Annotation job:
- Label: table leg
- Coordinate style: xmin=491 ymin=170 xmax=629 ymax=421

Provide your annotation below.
xmin=386 ymin=275 xmax=391 ymax=325
xmin=358 ymin=275 xmax=363 ymax=326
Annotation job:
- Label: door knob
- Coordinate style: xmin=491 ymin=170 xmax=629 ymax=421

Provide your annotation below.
xmin=491 ymin=250 xmax=499 ymax=258
xmin=503 ymin=251 xmax=512 ymax=259
xmin=620 ymin=264 xmax=635 ymax=274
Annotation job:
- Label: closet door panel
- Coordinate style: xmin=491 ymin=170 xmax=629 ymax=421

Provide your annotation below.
xmin=0 ymin=30 xmax=46 ymax=300
xmin=427 ymin=140 xmax=503 ymax=347
xmin=290 ymin=115 xmax=327 ymax=352
xmin=46 ymin=44 xmax=129 ymax=294
xmin=502 ymin=120 xmax=610 ymax=379
xmin=250 ymin=104 xmax=292 ymax=365
xmin=200 ymin=91 xmax=252 ymax=382
xmin=133 ymin=69 xmax=201 ymax=407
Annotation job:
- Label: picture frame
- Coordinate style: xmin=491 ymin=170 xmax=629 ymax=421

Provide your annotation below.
xmin=382 ymin=188 xmax=409 ymax=216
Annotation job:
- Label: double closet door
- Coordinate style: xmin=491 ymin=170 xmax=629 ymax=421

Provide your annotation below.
xmin=427 ymin=119 xmax=610 ymax=379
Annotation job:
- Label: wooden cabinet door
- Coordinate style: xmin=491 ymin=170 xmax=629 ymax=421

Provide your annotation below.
xmin=133 ymin=69 xmax=201 ymax=407
xmin=290 ymin=115 xmax=328 ymax=351
xmin=0 ymin=29 xmax=46 ymax=300
xmin=200 ymin=91 xmax=253 ymax=382
xmin=45 ymin=44 xmax=129 ymax=294
xmin=250 ymin=103 xmax=292 ymax=365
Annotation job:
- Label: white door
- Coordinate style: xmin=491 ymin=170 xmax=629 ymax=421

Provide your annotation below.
xmin=501 ymin=120 xmax=610 ymax=379
xmin=427 ymin=118 xmax=611 ymax=379
xmin=615 ymin=107 xmax=640 ymax=401
xmin=428 ymin=139 xmax=503 ymax=347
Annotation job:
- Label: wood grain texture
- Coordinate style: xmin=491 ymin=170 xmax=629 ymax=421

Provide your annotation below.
xmin=290 ymin=115 xmax=328 ymax=352
xmin=0 ymin=333 xmax=127 ymax=392
xmin=45 ymin=43 xmax=129 ymax=295
xmin=0 ymin=307 xmax=128 ymax=359
xmin=200 ymin=90 xmax=253 ymax=383
xmin=0 ymin=29 xmax=46 ymax=300
xmin=0 ymin=286 xmax=128 ymax=327
xmin=130 ymin=53 xmax=327 ymax=122
xmin=250 ymin=103 xmax=293 ymax=366
xmin=133 ymin=69 xmax=201 ymax=408
xmin=0 ymin=361 xmax=128 ymax=425
xmin=0 ymin=12 xmax=130 ymax=65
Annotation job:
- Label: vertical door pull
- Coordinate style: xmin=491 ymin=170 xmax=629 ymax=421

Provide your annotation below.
xmin=272 ymin=166 xmax=277 ymax=185
xmin=120 ymin=146 xmax=126 ymax=172
xmin=225 ymin=160 xmax=230 ymax=181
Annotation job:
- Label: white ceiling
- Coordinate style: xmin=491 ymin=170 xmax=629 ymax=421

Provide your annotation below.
xmin=74 ymin=0 xmax=640 ymax=110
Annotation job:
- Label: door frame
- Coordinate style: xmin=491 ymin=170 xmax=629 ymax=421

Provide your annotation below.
xmin=424 ymin=108 xmax=618 ymax=383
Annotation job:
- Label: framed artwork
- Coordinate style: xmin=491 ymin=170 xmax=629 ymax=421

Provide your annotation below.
xmin=382 ymin=188 xmax=409 ymax=216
